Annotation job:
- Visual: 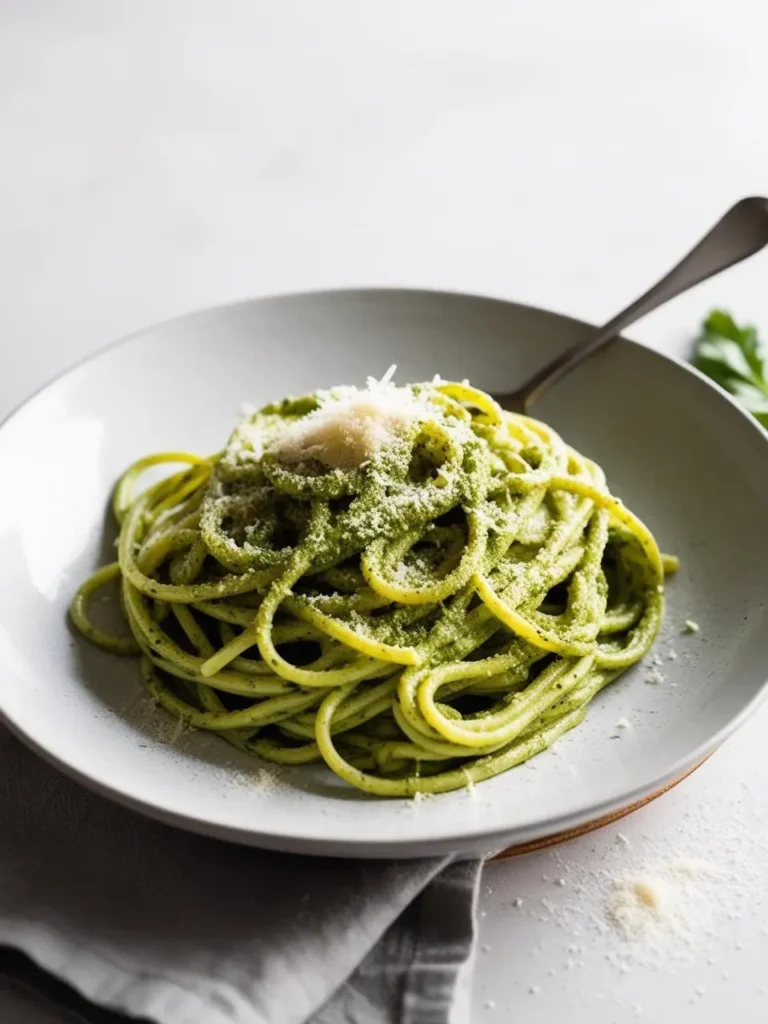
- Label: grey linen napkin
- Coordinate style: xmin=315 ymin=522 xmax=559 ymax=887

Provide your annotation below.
xmin=0 ymin=728 xmax=483 ymax=1024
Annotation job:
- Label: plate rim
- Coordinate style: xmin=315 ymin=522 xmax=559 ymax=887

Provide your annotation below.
xmin=2 ymin=285 xmax=768 ymax=858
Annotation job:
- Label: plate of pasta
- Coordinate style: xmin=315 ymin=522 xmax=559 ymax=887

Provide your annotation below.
xmin=1 ymin=288 xmax=767 ymax=857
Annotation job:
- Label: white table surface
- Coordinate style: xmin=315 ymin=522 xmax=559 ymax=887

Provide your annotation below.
xmin=2 ymin=2 xmax=768 ymax=1022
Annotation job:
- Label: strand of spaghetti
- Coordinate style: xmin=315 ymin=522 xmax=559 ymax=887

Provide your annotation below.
xmin=282 ymin=597 xmax=423 ymax=666
xmin=314 ymin=682 xmax=586 ymax=797
xmin=548 ymin=475 xmax=664 ymax=582
xmin=119 ymin=490 xmax=279 ymax=602
xmin=472 ymin=576 xmax=595 ymax=656
xmin=69 ymin=563 xmax=140 ymax=655
xmin=143 ymin=659 xmax=326 ymax=731
xmin=360 ymin=509 xmax=489 ymax=606
xmin=112 ymin=452 xmax=208 ymax=523
xmin=415 ymin=655 xmax=594 ymax=747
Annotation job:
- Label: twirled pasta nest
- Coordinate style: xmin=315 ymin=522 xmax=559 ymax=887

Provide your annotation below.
xmin=72 ymin=379 xmax=675 ymax=796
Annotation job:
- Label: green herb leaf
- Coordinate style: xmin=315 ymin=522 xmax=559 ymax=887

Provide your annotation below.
xmin=692 ymin=310 xmax=768 ymax=426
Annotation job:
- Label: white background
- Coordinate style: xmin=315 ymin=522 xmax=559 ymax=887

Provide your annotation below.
xmin=2 ymin=2 xmax=767 ymax=1021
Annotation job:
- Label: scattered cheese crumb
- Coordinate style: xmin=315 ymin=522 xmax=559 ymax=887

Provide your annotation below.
xmin=529 ymin=985 xmax=540 ymax=995
xmin=683 ymin=620 xmax=700 ymax=634
xmin=610 ymin=877 xmax=666 ymax=937
xmin=669 ymin=858 xmax=717 ymax=878
xmin=615 ymin=718 xmax=631 ymax=730
xmin=646 ymin=669 xmax=666 ymax=685
xmin=485 ymin=999 xmax=496 ymax=1010
xmin=513 ymin=897 xmax=523 ymax=908
xmin=230 ymin=766 xmax=280 ymax=794
xmin=167 ymin=716 xmax=186 ymax=746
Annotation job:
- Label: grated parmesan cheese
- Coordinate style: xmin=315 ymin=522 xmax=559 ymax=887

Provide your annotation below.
xmin=610 ymin=877 xmax=666 ymax=938
xmin=268 ymin=374 xmax=427 ymax=470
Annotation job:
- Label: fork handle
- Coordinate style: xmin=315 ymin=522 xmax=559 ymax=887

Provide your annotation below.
xmin=506 ymin=196 xmax=768 ymax=411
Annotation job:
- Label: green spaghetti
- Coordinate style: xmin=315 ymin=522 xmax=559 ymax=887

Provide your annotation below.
xmin=71 ymin=376 xmax=677 ymax=797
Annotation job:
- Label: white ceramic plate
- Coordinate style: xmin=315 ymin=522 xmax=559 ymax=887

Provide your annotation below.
xmin=2 ymin=289 xmax=768 ymax=858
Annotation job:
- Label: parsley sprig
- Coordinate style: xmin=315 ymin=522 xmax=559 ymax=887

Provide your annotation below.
xmin=692 ymin=310 xmax=768 ymax=428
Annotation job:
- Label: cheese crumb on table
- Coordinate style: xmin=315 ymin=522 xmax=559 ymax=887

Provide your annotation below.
xmin=610 ymin=877 xmax=665 ymax=938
